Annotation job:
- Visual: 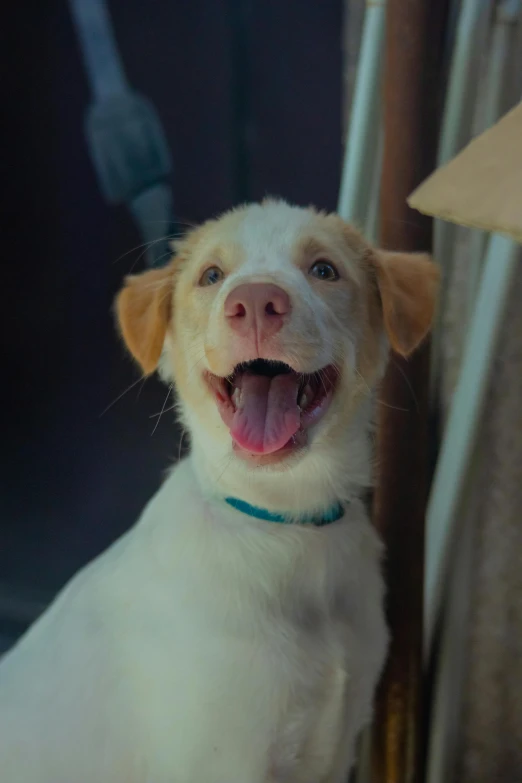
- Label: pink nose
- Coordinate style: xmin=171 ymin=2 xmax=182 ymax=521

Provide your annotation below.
xmin=224 ymin=283 xmax=291 ymax=338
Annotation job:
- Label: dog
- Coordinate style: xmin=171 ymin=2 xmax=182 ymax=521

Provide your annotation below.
xmin=0 ymin=200 xmax=439 ymax=783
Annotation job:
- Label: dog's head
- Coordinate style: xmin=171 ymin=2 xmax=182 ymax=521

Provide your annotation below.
xmin=116 ymin=201 xmax=439 ymax=513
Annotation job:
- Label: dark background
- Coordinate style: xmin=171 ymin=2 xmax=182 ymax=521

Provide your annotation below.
xmin=0 ymin=0 xmax=344 ymax=643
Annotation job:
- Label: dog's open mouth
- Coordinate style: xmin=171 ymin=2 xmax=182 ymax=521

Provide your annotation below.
xmin=206 ymin=359 xmax=338 ymax=456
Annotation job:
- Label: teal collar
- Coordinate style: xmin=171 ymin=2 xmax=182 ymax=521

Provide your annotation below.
xmin=225 ymin=497 xmax=344 ymax=527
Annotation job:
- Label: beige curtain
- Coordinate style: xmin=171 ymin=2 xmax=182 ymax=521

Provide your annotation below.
xmin=438 ymin=12 xmax=522 ymax=779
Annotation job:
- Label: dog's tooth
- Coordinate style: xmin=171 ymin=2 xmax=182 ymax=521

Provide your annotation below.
xmin=232 ymin=387 xmax=242 ymax=407
xmin=299 ymin=383 xmax=313 ymax=410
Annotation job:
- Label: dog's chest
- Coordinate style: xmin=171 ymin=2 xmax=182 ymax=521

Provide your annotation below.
xmin=143 ymin=606 xmax=353 ymax=783
xmin=129 ymin=552 xmax=363 ymax=783
xmin=262 ymin=615 xmax=353 ymax=782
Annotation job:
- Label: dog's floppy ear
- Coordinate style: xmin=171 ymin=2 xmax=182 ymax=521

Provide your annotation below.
xmin=115 ymin=265 xmax=174 ymax=375
xmin=371 ymin=251 xmax=440 ymax=357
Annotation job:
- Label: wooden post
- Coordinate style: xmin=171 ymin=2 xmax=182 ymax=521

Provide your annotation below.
xmin=371 ymin=0 xmax=448 ymax=780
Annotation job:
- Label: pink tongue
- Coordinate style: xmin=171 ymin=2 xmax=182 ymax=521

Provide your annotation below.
xmin=231 ymin=373 xmax=301 ymax=454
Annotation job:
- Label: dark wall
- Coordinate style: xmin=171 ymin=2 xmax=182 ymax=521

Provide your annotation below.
xmin=0 ymin=0 xmax=343 ymax=616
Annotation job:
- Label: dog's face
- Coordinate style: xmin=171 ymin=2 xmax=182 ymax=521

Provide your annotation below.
xmin=116 ymin=201 xmax=439 ymax=511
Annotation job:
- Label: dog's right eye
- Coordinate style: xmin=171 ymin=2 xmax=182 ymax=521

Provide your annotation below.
xmin=199 ymin=266 xmax=224 ymax=287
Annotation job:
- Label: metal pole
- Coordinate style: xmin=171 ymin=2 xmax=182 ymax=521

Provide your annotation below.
xmin=371 ymin=0 xmax=448 ymax=780
xmin=337 ymin=0 xmax=385 ymax=226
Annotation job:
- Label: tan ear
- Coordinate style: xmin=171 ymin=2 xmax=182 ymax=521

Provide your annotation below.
xmin=372 ymin=251 xmax=440 ymax=357
xmin=115 ymin=265 xmax=173 ymax=375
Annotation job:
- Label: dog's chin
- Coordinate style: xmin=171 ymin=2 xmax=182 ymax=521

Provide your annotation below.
xmin=204 ymin=358 xmax=338 ymax=468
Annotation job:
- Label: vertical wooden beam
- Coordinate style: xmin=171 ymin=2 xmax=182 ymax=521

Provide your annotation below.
xmin=371 ymin=0 xmax=448 ymax=781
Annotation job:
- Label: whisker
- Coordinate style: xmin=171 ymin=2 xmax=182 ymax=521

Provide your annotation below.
xmin=389 ymin=358 xmax=419 ymax=412
xmin=214 ymin=454 xmax=235 ymax=485
xmin=128 ymin=242 xmax=173 ymax=275
xmin=149 ymin=403 xmax=177 ymax=419
xmin=376 ymin=400 xmax=409 ymax=413
xmin=135 ymin=377 xmax=147 ymax=401
xmin=112 ymin=235 xmax=173 ymax=266
xmin=186 ymin=354 xmax=207 ymax=378
xmin=112 ymin=218 xmax=196 ymax=267
xmin=316 ymin=369 xmax=328 ymax=398
xmin=151 ymin=384 xmax=174 ymax=435
xmin=353 ymin=367 xmax=372 ymax=397
xmin=100 ymin=375 xmax=145 ymax=417
xmin=177 ymin=428 xmax=188 ymax=462
xmin=133 ymin=218 xmax=196 ymax=229
xmin=380 ymin=216 xmax=427 ymax=231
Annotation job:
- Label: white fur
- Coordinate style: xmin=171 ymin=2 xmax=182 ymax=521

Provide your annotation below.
xmin=0 ymin=202 xmax=389 ymax=783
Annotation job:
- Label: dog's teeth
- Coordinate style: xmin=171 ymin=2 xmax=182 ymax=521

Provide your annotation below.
xmin=232 ymin=387 xmax=241 ymax=407
xmin=299 ymin=384 xmax=312 ymax=410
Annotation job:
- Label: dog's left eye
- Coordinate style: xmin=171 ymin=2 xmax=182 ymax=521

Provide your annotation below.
xmin=309 ymin=260 xmax=339 ymax=281
xmin=199 ymin=266 xmax=224 ymax=287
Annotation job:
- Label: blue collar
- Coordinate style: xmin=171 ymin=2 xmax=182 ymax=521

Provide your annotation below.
xmin=225 ymin=497 xmax=344 ymax=527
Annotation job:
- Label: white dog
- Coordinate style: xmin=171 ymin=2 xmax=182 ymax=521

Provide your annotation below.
xmin=0 ymin=200 xmax=439 ymax=783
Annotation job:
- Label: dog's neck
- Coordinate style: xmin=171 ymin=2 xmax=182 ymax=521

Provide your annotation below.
xmin=186 ymin=396 xmax=374 ymax=519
